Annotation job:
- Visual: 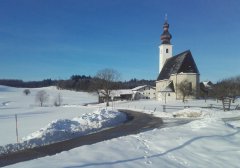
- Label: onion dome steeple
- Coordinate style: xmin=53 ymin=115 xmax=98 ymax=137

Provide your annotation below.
xmin=160 ymin=14 xmax=172 ymax=44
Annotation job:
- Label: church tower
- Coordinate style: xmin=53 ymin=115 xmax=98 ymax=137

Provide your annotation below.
xmin=159 ymin=16 xmax=173 ymax=73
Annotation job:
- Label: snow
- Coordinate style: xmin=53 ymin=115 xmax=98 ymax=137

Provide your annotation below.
xmin=1 ymin=85 xmax=240 ymax=167
xmin=227 ymin=120 xmax=240 ymax=128
xmin=9 ymin=115 xmax=240 ymax=168
xmin=99 ymin=89 xmax=133 ymax=97
xmin=111 ymin=89 xmax=133 ymax=97
xmin=132 ymin=85 xmax=147 ymax=91
xmin=22 ymin=108 xmax=126 ymax=144
xmin=0 ymin=86 xmax=98 ymax=146
xmin=0 ymin=109 xmax=126 ymax=154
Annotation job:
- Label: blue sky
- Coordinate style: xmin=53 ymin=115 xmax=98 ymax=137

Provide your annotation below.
xmin=0 ymin=0 xmax=240 ymax=82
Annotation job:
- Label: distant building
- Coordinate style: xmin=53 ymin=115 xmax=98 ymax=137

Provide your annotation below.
xmin=98 ymin=85 xmax=156 ymax=103
xmin=111 ymin=90 xmax=134 ymax=101
xmin=200 ymin=81 xmax=214 ymax=96
xmin=98 ymin=89 xmax=133 ymax=103
xmin=201 ymin=81 xmax=213 ymax=90
xmin=156 ymin=17 xmax=200 ymax=101
xmin=132 ymin=85 xmax=156 ymax=99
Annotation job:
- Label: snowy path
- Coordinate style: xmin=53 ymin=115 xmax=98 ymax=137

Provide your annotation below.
xmin=0 ymin=109 xmax=192 ymax=167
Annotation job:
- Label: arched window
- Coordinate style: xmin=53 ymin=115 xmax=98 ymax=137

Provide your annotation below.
xmin=166 ymin=49 xmax=169 ymax=53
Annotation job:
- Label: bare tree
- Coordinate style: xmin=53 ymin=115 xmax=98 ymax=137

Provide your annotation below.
xmin=23 ymin=89 xmax=31 ymax=95
xmin=93 ymin=68 xmax=120 ymax=106
xmin=35 ymin=90 xmax=49 ymax=107
xmin=178 ymin=80 xmax=193 ymax=102
xmin=54 ymin=93 xmax=63 ymax=106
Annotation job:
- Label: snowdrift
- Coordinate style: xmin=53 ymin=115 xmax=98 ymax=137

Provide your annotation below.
xmin=0 ymin=109 xmax=127 ymax=155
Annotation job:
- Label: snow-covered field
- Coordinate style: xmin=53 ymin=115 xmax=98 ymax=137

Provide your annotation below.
xmin=1 ymin=85 xmax=240 ymax=168
xmin=0 ymin=86 xmax=98 ymax=146
xmin=0 ymin=108 xmax=127 ymax=155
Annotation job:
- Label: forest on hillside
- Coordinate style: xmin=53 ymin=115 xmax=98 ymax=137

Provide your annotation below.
xmin=0 ymin=75 xmax=155 ymax=91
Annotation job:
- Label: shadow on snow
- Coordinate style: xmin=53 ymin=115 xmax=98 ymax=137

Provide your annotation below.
xmin=64 ymin=129 xmax=240 ymax=168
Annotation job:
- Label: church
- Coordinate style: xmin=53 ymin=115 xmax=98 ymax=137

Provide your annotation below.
xmin=156 ymin=18 xmax=200 ymax=101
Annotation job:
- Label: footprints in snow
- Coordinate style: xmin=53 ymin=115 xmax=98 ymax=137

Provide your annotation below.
xmin=1 ymin=101 xmax=11 ymax=107
xmin=133 ymin=133 xmax=189 ymax=167
xmin=167 ymin=153 xmax=189 ymax=166
xmin=133 ymin=133 xmax=153 ymax=165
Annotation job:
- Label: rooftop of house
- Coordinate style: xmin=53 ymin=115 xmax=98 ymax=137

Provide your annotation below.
xmin=132 ymin=85 xmax=155 ymax=91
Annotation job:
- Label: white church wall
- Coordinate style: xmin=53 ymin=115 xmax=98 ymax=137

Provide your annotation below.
xmin=156 ymin=80 xmax=175 ymax=101
xmin=170 ymin=73 xmax=200 ymax=100
xmin=156 ymin=80 xmax=168 ymax=96
xmin=157 ymin=92 xmax=176 ymax=103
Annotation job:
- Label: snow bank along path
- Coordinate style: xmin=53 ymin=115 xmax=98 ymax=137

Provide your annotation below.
xmin=0 ymin=109 xmax=127 ymax=155
xmin=0 ymin=109 xmax=165 ymax=167
xmin=22 ymin=108 xmax=127 ymax=147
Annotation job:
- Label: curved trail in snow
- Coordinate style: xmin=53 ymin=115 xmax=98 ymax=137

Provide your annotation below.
xmin=0 ymin=109 xmax=191 ymax=167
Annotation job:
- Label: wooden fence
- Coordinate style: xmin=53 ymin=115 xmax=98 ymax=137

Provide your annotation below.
xmin=115 ymin=101 xmax=239 ymax=113
xmin=222 ymin=97 xmax=232 ymax=111
xmin=161 ymin=103 xmax=240 ymax=112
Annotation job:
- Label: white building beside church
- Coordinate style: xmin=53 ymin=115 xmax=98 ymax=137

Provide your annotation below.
xmin=156 ymin=18 xmax=200 ymax=101
xmin=132 ymin=85 xmax=156 ymax=100
xmin=98 ymin=85 xmax=156 ymax=103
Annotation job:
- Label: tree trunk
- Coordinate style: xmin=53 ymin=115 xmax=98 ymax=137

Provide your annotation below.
xmin=106 ymin=96 xmax=109 ymax=107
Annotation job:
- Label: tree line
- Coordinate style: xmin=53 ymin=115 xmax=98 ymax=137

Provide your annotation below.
xmin=0 ymin=75 xmax=155 ymax=91
xmin=211 ymin=75 xmax=240 ymax=101
xmin=0 ymin=79 xmax=57 ymax=88
xmin=199 ymin=75 xmax=240 ymax=101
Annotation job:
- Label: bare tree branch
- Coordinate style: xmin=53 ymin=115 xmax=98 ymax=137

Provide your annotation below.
xmin=93 ymin=68 xmax=121 ymax=106
xmin=35 ymin=90 xmax=49 ymax=107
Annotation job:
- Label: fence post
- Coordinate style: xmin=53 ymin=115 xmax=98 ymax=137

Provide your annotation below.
xmin=210 ymin=104 xmax=213 ymax=109
xmin=15 ymin=114 xmax=19 ymax=143
xmin=163 ymin=105 xmax=166 ymax=112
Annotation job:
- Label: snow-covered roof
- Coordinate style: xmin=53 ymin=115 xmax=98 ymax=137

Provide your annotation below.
xmin=132 ymin=85 xmax=155 ymax=91
xmin=132 ymin=85 xmax=147 ymax=91
xmin=203 ymin=81 xmax=213 ymax=87
xmin=111 ymin=89 xmax=133 ymax=97
xmin=99 ymin=89 xmax=133 ymax=97
xmin=200 ymin=81 xmax=213 ymax=90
